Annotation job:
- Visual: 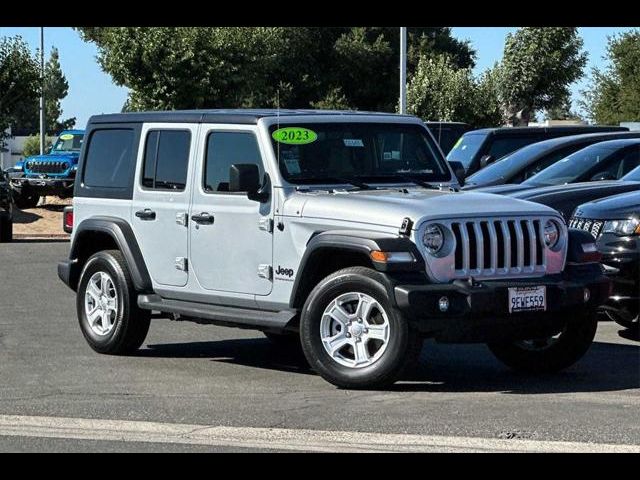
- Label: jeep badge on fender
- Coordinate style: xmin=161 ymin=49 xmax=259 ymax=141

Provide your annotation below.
xmin=57 ymin=109 xmax=610 ymax=390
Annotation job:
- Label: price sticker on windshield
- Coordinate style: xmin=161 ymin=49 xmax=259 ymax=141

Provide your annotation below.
xmin=272 ymin=127 xmax=317 ymax=145
xmin=59 ymin=134 xmax=74 ymax=140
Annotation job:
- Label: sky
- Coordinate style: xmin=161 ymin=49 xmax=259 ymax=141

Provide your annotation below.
xmin=0 ymin=27 xmax=637 ymax=129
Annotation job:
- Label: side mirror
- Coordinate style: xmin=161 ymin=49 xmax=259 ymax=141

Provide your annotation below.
xmin=229 ymin=164 xmax=269 ymax=202
xmin=448 ymin=160 xmax=466 ymax=186
xmin=590 ymin=171 xmax=616 ymax=181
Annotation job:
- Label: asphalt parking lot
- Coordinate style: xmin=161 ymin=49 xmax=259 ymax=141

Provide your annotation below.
xmin=1 ymin=241 xmax=639 ymax=452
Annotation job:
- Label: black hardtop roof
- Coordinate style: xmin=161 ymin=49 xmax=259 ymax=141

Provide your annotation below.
xmin=88 ymin=109 xmax=418 ymax=125
xmin=464 ymin=125 xmax=628 ymax=136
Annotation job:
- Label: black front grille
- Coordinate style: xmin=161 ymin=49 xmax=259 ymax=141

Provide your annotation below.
xmin=568 ymin=217 xmax=604 ymax=239
xmin=26 ymin=161 xmax=68 ymax=174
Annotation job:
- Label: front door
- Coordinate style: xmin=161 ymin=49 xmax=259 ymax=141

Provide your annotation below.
xmin=189 ymin=126 xmax=273 ymax=296
xmin=131 ymin=124 xmax=196 ymax=287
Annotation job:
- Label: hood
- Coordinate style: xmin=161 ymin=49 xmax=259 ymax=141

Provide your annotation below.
xmin=467 ymin=183 xmax=535 ymax=195
xmin=507 ymin=180 xmax=636 ymax=200
xmin=574 ymin=189 xmax=640 ymax=220
xmin=283 ymin=187 xmax=558 ymax=229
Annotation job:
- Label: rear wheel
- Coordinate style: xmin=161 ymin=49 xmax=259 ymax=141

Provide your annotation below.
xmin=0 ymin=216 xmax=12 ymax=243
xmin=77 ymin=250 xmax=150 ymax=354
xmin=300 ymin=267 xmax=422 ymax=389
xmin=488 ymin=312 xmax=598 ymax=373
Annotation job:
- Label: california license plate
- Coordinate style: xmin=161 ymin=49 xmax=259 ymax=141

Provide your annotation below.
xmin=508 ymin=286 xmax=546 ymax=313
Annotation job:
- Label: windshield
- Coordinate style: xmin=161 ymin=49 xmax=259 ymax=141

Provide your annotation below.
xmin=465 ymin=143 xmax=547 ymax=185
xmin=523 ymin=144 xmax=617 ymax=186
xmin=52 ymin=133 xmax=84 ymax=152
xmin=446 ymin=133 xmax=486 ymax=170
xmin=269 ymin=123 xmax=451 ymax=185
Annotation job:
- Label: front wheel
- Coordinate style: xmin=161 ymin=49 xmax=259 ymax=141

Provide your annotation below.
xmin=488 ymin=312 xmax=598 ymax=373
xmin=300 ymin=267 xmax=422 ymax=389
xmin=14 ymin=191 xmax=40 ymax=209
xmin=77 ymin=250 xmax=150 ymax=354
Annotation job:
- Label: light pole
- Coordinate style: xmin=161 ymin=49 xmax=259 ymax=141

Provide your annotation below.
xmin=399 ymin=27 xmax=407 ymax=114
xmin=39 ymin=27 xmax=45 ymax=155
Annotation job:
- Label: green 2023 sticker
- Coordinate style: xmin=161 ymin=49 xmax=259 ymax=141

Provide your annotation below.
xmin=59 ymin=134 xmax=74 ymax=140
xmin=272 ymin=127 xmax=317 ymax=145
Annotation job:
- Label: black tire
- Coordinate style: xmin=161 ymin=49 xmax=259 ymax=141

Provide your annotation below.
xmin=264 ymin=331 xmax=302 ymax=349
xmin=605 ymin=309 xmax=639 ymax=331
xmin=488 ymin=311 xmax=598 ymax=373
xmin=0 ymin=216 xmax=12 ymax=243
xmin=300 ymin=266 xmax=422 ymax=389
xmin=76 ymin=249 xmax=150 ymax=355
xmin=14 ymin=191 xmax=40 ymax=209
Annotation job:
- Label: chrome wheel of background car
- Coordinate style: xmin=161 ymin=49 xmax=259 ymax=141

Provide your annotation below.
xmin=84 ymin=271 xmax=118 ymax=336
xmin=319 ymin=292 xmax=390 ymax=369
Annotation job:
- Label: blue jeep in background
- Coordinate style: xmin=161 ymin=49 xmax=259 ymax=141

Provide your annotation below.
xmin=9 ymin=129 xmax=85 ymax=209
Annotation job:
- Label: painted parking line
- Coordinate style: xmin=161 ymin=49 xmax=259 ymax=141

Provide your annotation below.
xmin=0 ymin=415 xmax=638 ymax=453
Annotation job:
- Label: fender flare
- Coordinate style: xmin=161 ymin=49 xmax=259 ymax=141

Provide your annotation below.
xmin=67 ymin=216 xmax=152 ymax=292
xmin=289 ymin=230 xmax=424 ymax=309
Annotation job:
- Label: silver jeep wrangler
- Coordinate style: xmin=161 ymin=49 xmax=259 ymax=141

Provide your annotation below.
xmin=58 ymin=110 xmax=610 ymax=389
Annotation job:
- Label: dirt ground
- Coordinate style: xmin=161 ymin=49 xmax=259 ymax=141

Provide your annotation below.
xmin=12 ymin=196 xmax=72 ymax=239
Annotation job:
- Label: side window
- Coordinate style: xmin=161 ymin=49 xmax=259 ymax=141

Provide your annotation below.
xmin=204 ymin=132 xmax=263 ymax=193
xmin=523 ymin=145 xmax=582 ymax=180
xmin=487 ymin=136 xmax=535 ymax=160
xmin=142 ymin=130 xmax=191 ymax=190
xmin=83 ymin=129 xmax=135 ymax=188
xmin=620 ymin=145 xmax=640 ymax=176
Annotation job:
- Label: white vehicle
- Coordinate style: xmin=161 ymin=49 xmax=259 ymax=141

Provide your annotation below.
xmin=58 ymin=110 xmax=609 ymax=389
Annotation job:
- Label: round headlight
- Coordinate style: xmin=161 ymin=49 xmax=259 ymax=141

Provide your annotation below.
xmin=544 ymin=220 xmax=560 ymax=249
xmin=423 ymin=224 xmax=444 ymax=254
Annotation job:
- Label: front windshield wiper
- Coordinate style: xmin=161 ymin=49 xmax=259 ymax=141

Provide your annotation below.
xmin=294 ymin=176 xmax=375 ymax=190
xmin=391 ymin=175 xmax=442 ymax=190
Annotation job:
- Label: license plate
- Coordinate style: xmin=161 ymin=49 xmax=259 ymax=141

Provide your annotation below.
xmin=508 ymin=286 xmax=546 ymax=313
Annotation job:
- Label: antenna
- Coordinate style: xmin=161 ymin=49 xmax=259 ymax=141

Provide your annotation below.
xmin=276 ymin=89 xmax=280 ymax=163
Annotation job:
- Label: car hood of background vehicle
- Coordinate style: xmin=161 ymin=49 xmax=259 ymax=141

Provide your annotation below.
xmin=283 ymin=188 xmax=557 ymax=228
xmin=505 ymin=180 xmax=639 ymax=201
xmin=24 ymin=152 xmax=78 ymax=164
xmin=574 ymin=189 xmax=640 ymax=219
xmin=466 ymin=183 xmax=535 ymax=195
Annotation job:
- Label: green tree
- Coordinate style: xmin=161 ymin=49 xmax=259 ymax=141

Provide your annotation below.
xmin=21 ymin=134 xmax=53 ymax=157
xmin=14 ymin=47 xmax=75 ymax=134
xmin=76 ymin=27 xmax=475 ymax=113
xmin=406 ymin=55 xmax=502 ymax=127
xmin=582 ymin=30 xmax=640 ymax=124
xmin=0 ymin=36 xmax=40 ymax=144
xmin=544 ymin=93 xmax=583 ymax=121
xmin=499 ymin=28 xmax=587 ymax=125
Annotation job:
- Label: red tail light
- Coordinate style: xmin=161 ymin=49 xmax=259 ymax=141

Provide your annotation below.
xmin=63 ymin=207 xmax=73 ymax=234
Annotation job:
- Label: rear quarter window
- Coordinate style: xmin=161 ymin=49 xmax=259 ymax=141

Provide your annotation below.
xmin=78 ymin=125 xmax=140 ymax=199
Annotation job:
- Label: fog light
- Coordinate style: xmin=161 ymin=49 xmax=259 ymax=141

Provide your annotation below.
xmin=438 ymin=296 xmax=450 ymax=312
xmin=583 ymin=288 xmax=591 ymax=303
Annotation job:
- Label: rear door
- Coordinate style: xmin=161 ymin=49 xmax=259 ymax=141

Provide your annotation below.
xmin=131 ymin=124 xmax=197 ymax=287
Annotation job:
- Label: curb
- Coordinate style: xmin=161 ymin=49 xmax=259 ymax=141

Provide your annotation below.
xmin=13 ymin=233 xmax=70 ymax=240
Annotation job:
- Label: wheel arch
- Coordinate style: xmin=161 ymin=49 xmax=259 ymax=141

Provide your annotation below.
xmin=289 ymin=230 xmax=424 ymax=309
xmin=63 ymin=216 xmax=152 ymax=292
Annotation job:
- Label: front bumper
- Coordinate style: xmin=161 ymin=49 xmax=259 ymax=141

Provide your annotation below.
xmin=393 ymin=264 xmax=611 ymax=343
xmin=10 ymin=174 xmax=75 ymax=195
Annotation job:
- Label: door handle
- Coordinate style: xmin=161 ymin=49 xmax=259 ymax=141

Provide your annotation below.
xmin=191 ymin=212 xmax=215 ymax=225
xmin=135 ymin=208 xmax=156 ymax=221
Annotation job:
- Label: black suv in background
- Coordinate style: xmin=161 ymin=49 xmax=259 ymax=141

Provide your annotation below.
xmin=448 ymin=125 xmax=629 ymax=176
xmin=570 ymin=190 xmax=640 ymax=332
xmin=0 ymin=170 xmax=13 ymax=242
xmin=424 ymin=121 xmax=472 ymax=155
